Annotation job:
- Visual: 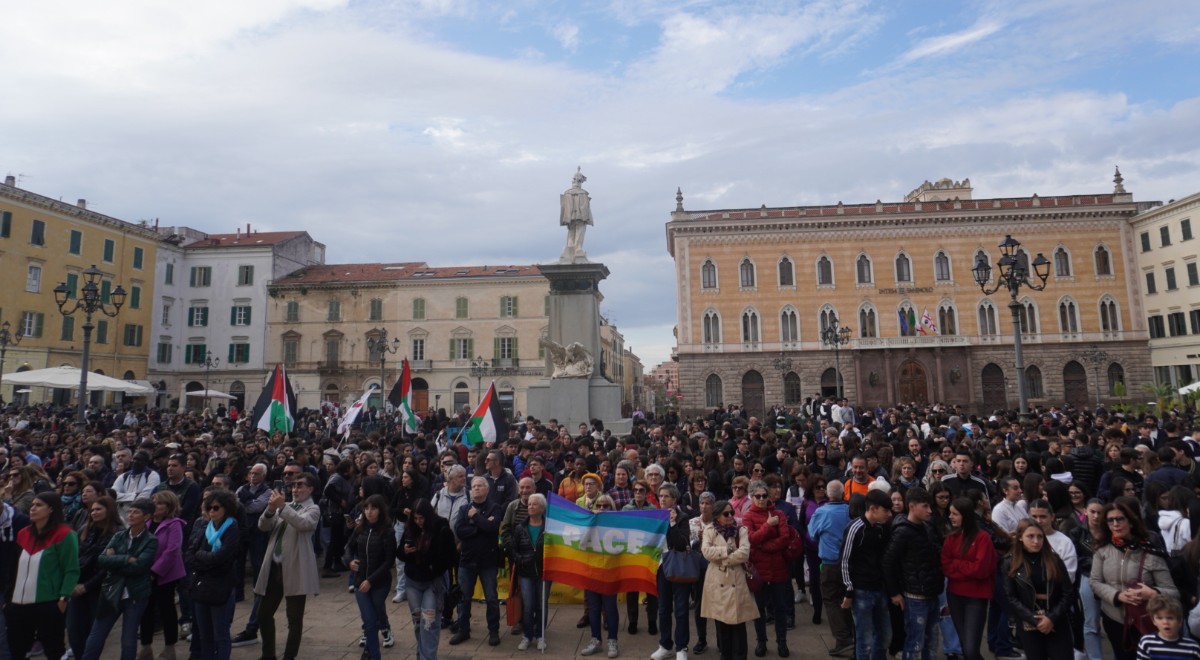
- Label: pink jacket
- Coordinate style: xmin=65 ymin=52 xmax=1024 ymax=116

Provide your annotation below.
xmin=149 ymin=517 xmax=188 ymax=584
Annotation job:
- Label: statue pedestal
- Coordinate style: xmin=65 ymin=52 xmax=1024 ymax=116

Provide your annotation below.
xmin=526 ymin=261 xmax=626 ymax=432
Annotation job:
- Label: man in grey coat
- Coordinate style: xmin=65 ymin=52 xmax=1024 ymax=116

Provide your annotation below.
xmin=255 ymin=472 xmax=321 ymax=660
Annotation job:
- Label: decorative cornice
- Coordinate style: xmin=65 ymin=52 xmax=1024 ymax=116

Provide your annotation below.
xmin=0 ymin=184 xmax=164 ymax=241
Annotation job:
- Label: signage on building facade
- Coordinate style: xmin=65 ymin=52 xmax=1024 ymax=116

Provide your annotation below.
xmin=877 ymin=286 xmax=934 ymax=295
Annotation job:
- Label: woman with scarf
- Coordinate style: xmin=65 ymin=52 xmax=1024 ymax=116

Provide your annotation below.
xmin=185 ymin=489 xmax=240 ymax=660
xmin=59 ymin=470 xmax=89 ymax=522
xmin=136 ymin=490 xmax=187 ymax=660
xmin=7 ymin=492 xmax=79 ymax=660
xmin=68 ymin=496 xmax=122 ymax=659
xmin=346 ymin=493 xmax=397 ymax=660
xmin=700 ymin=499 xmax=758 ymax=660
xmin=1089 ymin=497 xmax=1179 ymax=660
xmin=399 ymin=497 xmax=457 ymax=660
xmin=71 ymin=482 xmax=104 ymax=532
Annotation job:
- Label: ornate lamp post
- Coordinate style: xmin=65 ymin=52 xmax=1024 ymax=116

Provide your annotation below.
xmin=470 ymin=355 xmax=489 ymax=403
xmin=820 ymin=317 xmax=852 ymax=399
xmin=202 ymin=351 xmax=220 ymax=410
xmin=973 ymin=235 xmax=1050 ymax=420
xmin=1078 ymin=345 xmax=1110 ymax=409
xmin=772 ymin=354 xmax=793 ymax=404
xmin=0 ymin=321 xmax=23 ymax=404
xmin=367 ymin=329 xmax=401 ymax=406
xmin=54 ymin=265 xmax=126 ymax=427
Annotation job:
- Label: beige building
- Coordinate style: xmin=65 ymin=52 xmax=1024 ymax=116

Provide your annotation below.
xmin=1 ymin=175 xmax=161 ymax=407
xmin=1130 ymin=192 xmax=1200 ymax=387
xmin=666 ymin=173 xmax=1157 ymax=417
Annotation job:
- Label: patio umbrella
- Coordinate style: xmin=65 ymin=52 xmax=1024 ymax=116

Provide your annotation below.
xmin=184 ymin=389 xmax=237 ymax=400
xmin=1179 ymin=381 xmax=1200 ymax=396
xmin=1 ymin=366 xmax=156 ymax=394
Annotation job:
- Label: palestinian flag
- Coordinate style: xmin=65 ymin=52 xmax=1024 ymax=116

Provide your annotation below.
xmin=463 ymin=382 xmax=507 ymax=447
xmin=252 ymin=364 xmax=296 ymax=434
xmin=387 ymin=358 xmax=420 ymax=434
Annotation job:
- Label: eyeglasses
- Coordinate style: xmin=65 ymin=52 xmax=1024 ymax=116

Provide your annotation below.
xmin=207 ymin=505 xmax=223 ymax=512
xmin=752 ymin=468 xmax=764 ymax=473
xmin=751 ymin=493 xmax=769 ymax=500
xmin=733 ymin=486 xmax=746 ymax=491
xmin=596 ymin=504 xmax=612 ymax=509
xmin=1106 ymin=516 xmax=1128 ymax=525
xmin=62 ymin=481 xmax=78 ymax=487
xmin=718 ymin=511 xmax=734 ymax=518
xmin=633 ymin=488 xmax=647 ymax=492
xmin=441 ymin=461 xmax=456 ymax=467
xmin=930 ymin=469 xmax=946 ymax=474
xmin=814 ymin=484 xmax=826 ymax=490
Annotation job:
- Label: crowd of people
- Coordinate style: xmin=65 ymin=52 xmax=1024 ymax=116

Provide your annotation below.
xmin=0 ymin=395 xmax=1199 ymax=660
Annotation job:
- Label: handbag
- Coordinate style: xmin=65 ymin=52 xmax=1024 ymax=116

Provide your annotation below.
xmin=1123 ymin=551 xmax=1156 ymax=641
xmin=744 ymin=564 xmax=763 ymax=593
xmin=663 ymin=550 xmax=700 ymax=584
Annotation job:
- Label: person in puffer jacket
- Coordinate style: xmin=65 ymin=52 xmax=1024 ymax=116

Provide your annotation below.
xmin=346 ymin=494 xmax=397 ymax=660
xmin=883 ymin=487 xmax=944 ymax=660
xmin=742 ymin=479 xmax=795 ymax=658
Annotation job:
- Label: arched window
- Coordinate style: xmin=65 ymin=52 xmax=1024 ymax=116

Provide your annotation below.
xmin=978 ymin=300 xmax=998 ymax=336
xmin=702 ymin=310 xmax=721 ymax=345
xmin=856 ymin=254 xmax=873 ymax=284
xmin=1099 ymin=296 xmax=1120 ymax=333
xmin=780 ymin=307 xmax=799 ymax=343
xmin=897 ymin=303 xmax=917 ymax=337
xmin=741 ymin=309 xmax=760 ymax=343
xmin=705 ymin=374 xmax=723 ymax=407
xmin=816 ymin=256 xmax=833 ymax=286
xmin=1054 ymin=247 xmax=1072 ymax=277
xmin=1094 ymin=245 xmax=1112 ymax=276
xmin=783 ymin=372 xmax=802 ymax=405
xmin=934 ymin=251 xmax=952 ymax=282
xmin=937 ymin=302 xmax=957 ymax=336
xmin=858 ymin=304 xmax=877 ymax=338
xmin=895 ymin=252 xmax=912 ymax=283
xmin=1107 ymin=363 xmax=1125 ymax=395
xmin=701 ymin=260 xmax=717 ymax=290
xmin=818 ymin=305 xmax=838 ymax=335
xmin=1018 ymin=298 xmax=1038 ymax=335
xmin=1058 ymin=297 xmax=1080 ymax=334
xmin=1025 ymin=365 xmax=1044 ymax=398
xmin=739 ymin=258 xmax=756 ymax=288
xmin=778 ymin=257 xmax=794 ymax=287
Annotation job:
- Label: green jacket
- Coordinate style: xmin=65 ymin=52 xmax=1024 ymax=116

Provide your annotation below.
xmin=97 ymin=527 xmax=158 ymax=603
xmin=11 ymin=524 xmax=79 ymax=604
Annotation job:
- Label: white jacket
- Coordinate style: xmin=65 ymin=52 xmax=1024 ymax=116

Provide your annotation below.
xmin=1158 ymin=509 xmax=1192 ymax=555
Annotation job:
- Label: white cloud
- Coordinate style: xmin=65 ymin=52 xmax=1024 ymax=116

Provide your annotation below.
xmin=552 ymin=21 xmax=581 ymax=52
xmin=897 ymin=20 xmax=1004 ymax=64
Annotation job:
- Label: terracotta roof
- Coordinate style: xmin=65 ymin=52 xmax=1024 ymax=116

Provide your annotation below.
xmin=680 ymin=193 xmax=1131 ymax=222
xmin=186 ymin=231 xmax=308 ymax=248
xmin=274 ymin=262 xmax=543 ymax=285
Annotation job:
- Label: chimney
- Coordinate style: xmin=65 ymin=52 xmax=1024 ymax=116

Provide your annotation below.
xmin=3 ymin=175 xmax=13 ymax=186
xmin=246 ymin=222 xmax=251 ymax=235
xmin=77 ymin=199 xmax=87 ymax=209
xmin=235 ymin=227 xmax=241 ymax=240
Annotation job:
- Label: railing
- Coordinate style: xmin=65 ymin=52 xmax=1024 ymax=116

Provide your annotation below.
xmin=854 ymin=335 xmax=970 ymax=349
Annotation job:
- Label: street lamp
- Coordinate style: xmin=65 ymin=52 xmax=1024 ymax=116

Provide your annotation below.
xmin=367 ymin=329 xmax=401 ymax=407
xmin=54 ymin=265 xmax=126 ymax=427
xmin=973 ymin=234 xmax=1050 ymax=419
xmin=772 ymin=353 xmax=793 ymax=403
xmin=1078 ymin=345 xmax=1110 ymax=409
xmin=0 ymin=321 xmax=23 ymax=405
xmin=470 ymin=355 xmax=489 ymax=403
xmin=202 ymin=351 xmax=220 ymax=411
xmin=820 ymin=317 xmax=852 ymax=399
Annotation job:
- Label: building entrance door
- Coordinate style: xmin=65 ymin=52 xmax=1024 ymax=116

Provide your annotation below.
xmin=898 ymin=361 xmax=928 ymax=404
xmin=981 ymin=364 xmax=1007 ymax=410
xmin=1063 ymin=361 xmax=1088 ymax=407
xmin=742 ymin=370 xmax=765 ymax=419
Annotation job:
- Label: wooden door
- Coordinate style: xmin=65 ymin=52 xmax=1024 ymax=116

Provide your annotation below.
xmin=897 ymin=361 xmax=928 ymax=404
xmin=1063 ymin=361 xmax=1088 ymax=407
xmin=742 ymin=370 xmax=765 ymax=419
xmin=981 ymin=363 xmax=1007 ymax=410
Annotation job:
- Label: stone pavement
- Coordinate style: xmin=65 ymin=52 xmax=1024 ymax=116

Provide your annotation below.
xmin=106 ymin=573 xmax=1012 ymax=659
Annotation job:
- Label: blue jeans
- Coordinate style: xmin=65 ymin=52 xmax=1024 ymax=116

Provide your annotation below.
xmin=356 ymin=583 xmax=391 ymax=660
xmin=851 ymin=589 xmax=891 ymax=660
xmin=585 ymin=590 xmax=620 ymax=640
xmin=66 ymin=589 xmax=101 ymax=659
xmin=901 ymin=596 xmax=939 ymax=660
xmin=394 ymin=521 xmax=408 ymax=596
xmin=406 ymin=577 xmax=445 ymax=660
xmin=82 ymin=597 xmax=151 ymax=660
xmin=518 ymin=577 xmax=551 ymax=641
xmin=456 ymin=563 xmax=499 ymax=635
xmin=657 ymin=570 xmax=691 ymax=651
xmin=946 ymin=593 xmax=987 ymax=660
xmin=192 ymin=590 xmax=235 ymax=660
xmin=937 ymin=590 xmax=962 ymax=655
xmin=986 ymin=570 xmax=1015 ymax=656
xmin=753 ymin=580 xmax=791 ymax=643
xmin=1078 ymin=576 xmax=1104 ymax=659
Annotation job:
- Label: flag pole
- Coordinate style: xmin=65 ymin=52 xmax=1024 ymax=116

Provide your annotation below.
xmin=540 ymin=577 xmax=546 ymax=653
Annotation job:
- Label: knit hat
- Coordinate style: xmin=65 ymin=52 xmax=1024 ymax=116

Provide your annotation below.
xmin=581 ymin=472 xmax=602 ymax=487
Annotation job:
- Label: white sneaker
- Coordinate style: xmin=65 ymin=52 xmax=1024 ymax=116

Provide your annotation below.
xmin=518 ymin=637 xmax=531 ymax=651
xmin=652 ymin=646 xmax=674 ymax=660
xmin=537 ymin=638 xmax=547 ymax=651
xmin=676 ymin=651 xmax=688 ymax=660
xmin=392 ymin=591 xmax=406 ymax=604
xmin=608 ymin=639 xmax=620 ymax=658
xmin=581 ymin=638 xmax=602 ymax=656
xmin=794 ymin=591 xmax=805 ymax=603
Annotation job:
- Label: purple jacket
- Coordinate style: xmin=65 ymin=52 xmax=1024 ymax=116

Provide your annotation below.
xmin=149 ymin=517 xmax=188 ymax=584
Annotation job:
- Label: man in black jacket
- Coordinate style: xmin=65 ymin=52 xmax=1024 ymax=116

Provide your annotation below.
xmin=452 ymin=476 xmax=504 ymax=646
xmin=840 ymin=489 xmax=893 ymax=660
xmin=882 ymin=488 xmax=943 ymax=660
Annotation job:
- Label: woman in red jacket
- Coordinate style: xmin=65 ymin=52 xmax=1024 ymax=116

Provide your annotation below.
xmin=742 ymin=479 xmax=795 ymax=658
xmin=941 ymin=497 xmax=996 ymax=660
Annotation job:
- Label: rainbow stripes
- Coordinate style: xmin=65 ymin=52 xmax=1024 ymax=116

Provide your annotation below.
xmin=544 ymin=493 xmax=668 ymax=595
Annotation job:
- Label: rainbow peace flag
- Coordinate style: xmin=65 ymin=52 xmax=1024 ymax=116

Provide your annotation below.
xmin=543 ymin=493 xmax=668 ymax=595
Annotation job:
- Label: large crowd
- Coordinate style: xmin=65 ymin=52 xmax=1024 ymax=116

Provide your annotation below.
xmin=1 ymin=395 xmax=1199 ymax=660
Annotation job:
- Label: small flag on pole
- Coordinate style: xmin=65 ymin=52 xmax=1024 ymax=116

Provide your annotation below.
xmin=387 ymin=358 xmax=420 ymax=434
xmin=463 ymin=382 xmax=507 ymax=447
xmin=337 ymin=386 xmax=377 ymax=437
xmin=251 ymin=365 xmax=296 ymax=434
xmin=920 ymin=308 xmax=939 ymax=335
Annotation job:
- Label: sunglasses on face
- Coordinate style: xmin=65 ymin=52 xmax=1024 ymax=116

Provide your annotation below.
xmin=718 ymin=510 xmax=734 ymax=518
xmin=596 ymin=504 xmax=612 ymax=509
xmin=1106 ymin=516 xmax=1127 ymax=525
xmin=751 ymin=493 xmax=769 ymax=500
xmin=634 ymin=488 xmax=647 ymax=492
xmin=207 ymin=505 xmax=222 ymax=512
xmin=63 ymin=481 xmax=78 ymax=487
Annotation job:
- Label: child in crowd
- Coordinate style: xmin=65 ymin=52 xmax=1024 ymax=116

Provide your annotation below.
xmin=1136 ymin=595 xmax=1200 ymax=660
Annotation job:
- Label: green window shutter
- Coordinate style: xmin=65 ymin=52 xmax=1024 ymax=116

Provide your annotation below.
xmin=103 ymin=240 xmax=114 ymax=262
xmin=201 ymin=307 xmax=209 ymax=326
xmin=494 ymin=337 xmax=500 ymax=358
xmin=133 ymin=247 xmax=143 ymax=269
xmin=512 ymin=337 xmax=518 ymax=358
xmin=0 ymin=211 xmax=10 ymax=238
xmin=66 ymin=273 xmax=78 ymax=299
xmin=544 ymin=295 xmax=550 ymax=317
xmin=187 ymin=309 xmax=194 ymax=327
xmin=69 ymin=230 xmax=81 ymax=254
xmin=137 ymin=325 xmax=143 ymax=346
xmin=34 ymin=313 xmax=44 ymax=338
xmin=61 ymin=315 xmax=74 ymax=341
xmin=466 ymin=338 xmax=474 ymax=358
xmin=230 ymin=306 xmax=237 ymax=325
xmin=100 ymin=280 xmax=111 ymax=304
xmin=96 ymin=320 xmax=106 ymax=344
xmin=189 ymin=268 xmax=196 ymax=287
xmin=130 ymin=286 xmax=140 ymax=309
xmin=538 ymin=342 xmax=545 ymax=358
xmin=449 ymin=338 xmax=457 ymax=359
xmin=228 ymin=344 xmax=235 ymax=363
xmin=245 ymin=307 xmax=251 ymax=325
xmin=512 ymin=297 xmax=518 ymax=317
xmin=185 ymin=345 xmax=193 ymax=364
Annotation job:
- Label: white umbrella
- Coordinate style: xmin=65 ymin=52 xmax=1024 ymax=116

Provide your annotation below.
xmin=1179 ymin=381 xmax=1200 ymax=396
xmin=184 ymin=389 xmax=237 ymax=400
xmin=1 ymin=366 xmax=155 ymax=394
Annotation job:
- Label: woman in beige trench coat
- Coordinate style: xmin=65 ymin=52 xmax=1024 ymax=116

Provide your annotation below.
xmin=700 ymin=499 xmax=760 ymax=660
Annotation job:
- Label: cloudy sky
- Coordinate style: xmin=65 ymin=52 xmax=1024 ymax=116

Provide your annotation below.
xmin=3 ymin=0 xmax=1199 ymax=369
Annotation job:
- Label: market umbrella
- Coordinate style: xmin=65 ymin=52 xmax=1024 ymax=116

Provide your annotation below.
xmin=184 ymin=389 xmax=237 ymax=400
xmin=0 ymin=366 xmax=155 ymax=394
xmin=1179 ymin=381 xmax=1200 ymax=396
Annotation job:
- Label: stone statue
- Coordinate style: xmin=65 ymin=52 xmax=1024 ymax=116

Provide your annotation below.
xmin=559 ymin=167 xmax=593 ymax=263
xmin=539 ymin=336 xmax=593 ymax=378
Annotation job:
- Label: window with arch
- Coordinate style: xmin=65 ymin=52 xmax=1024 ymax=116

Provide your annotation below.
xmin=739 ymin=258 xmax=756 ymax=288
xmin=937 ymin=302 xmax=958 ymax=335
xmin=778 ymin=257 xmax=794 ymax=287
xmin=895 ymin=252 xmax=912 ymax=283
xmin=705 ymin=374 xmax=723 ymax=407
xmin=816 ymin=256 xmax=833 ymax=286
xmin=978 ymin=300 xmax=998 ymax=336
xmin=1025 ymin=365 xmax=1044 ymax=398
xmin=780 ymin=307 xmax=799 ymax=343
xmin=1094 ymin=245 xmax=1112 ymax=276
xmin=1099 ymin=297 xmax=1120 ymax=333
xmin=934 ymin=251 xmax=952 ymax=282
xmin=701 ymin=260 xmax=717 ymax=290
xmin=1054 ymin=247 xmax=1072 ymax=277
xmin=1107 ymin=363 xmax=1125 ymax=395
xmin=856 ymin=254 xmax=873 ymax=284
xmin=818 ymin=305 xmax=838 ymax=335
xmin=741 ymin=309 xmax=760 ymax=343
xmin=702 ymin=310 xmax=721 ymax=345
xmin=858 ymin=304 xmax=877 ymax=338
xmin=898 ymin=303 xmax=917 ymax=337
xmin=1018 ymin=298 xmax=1038 ymax=335
xmin=1058 ymin=298 xmax=1080 ymax=334
xmin=783 ymin=372 xmax=802 ymax=405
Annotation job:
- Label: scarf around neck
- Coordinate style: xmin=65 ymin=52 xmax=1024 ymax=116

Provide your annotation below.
xmin=206 ymin=517 xmax=234 ymax=552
